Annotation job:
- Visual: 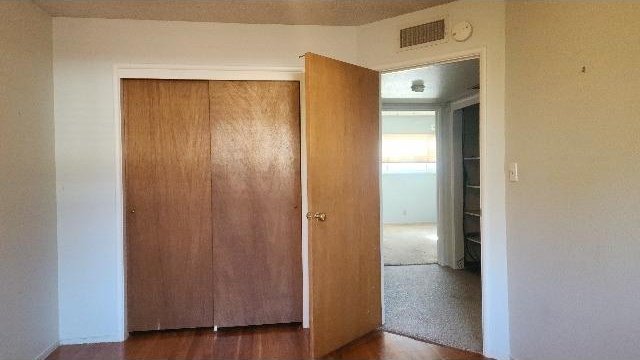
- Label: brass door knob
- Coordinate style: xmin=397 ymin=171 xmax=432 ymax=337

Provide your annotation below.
xmin=306 ymin=212 xmax=327 ymax=221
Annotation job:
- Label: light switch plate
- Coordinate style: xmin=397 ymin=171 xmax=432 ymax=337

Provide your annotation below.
xmin=509 ymin=162 xmax=519 ymax=182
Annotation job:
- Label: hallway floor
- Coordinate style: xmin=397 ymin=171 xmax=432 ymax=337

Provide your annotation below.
xmin=383 ymin=223 xmax=438 ymax=265
xmin=383 ymin=264 xmax=482 ymax=353
xmin=46 ymin=324 xmax=487 ymax=360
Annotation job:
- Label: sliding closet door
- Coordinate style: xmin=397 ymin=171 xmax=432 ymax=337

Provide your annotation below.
xmin=209 ymin=81 xmax=302 ymax=327
xmin=123 ymin=79 xmax=214 ymax=331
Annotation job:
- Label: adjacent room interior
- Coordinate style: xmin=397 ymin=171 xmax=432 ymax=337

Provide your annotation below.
xmin=380 ymin=58 xmax=483 ymax=353
xmin=381 ymin=110 xmax=438 ymax=266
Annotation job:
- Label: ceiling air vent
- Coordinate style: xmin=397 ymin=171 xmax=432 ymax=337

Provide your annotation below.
xmin=399 ymin=19 xmax=447 ymax=50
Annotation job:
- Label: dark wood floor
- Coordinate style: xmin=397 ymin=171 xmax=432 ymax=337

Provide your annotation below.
xmin=47 ymin=324 xmax=487 ymax=360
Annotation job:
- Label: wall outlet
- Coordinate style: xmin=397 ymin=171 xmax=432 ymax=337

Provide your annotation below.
xmin=509 ymin=162 xmax=519 ymax=182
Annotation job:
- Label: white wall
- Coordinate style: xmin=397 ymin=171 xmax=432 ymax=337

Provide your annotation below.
xmin=358 ymin=1 xmax=509 ymax=359
xmin=52 ymin=17 xmax=357 ymax=344
xmin=382 ymin=174 xmax=437 ymax=224
xmin=381 ymin=113 xmax=437 ymax=224
xmin=506 ymin=3 xmax=640 ymax=360
xmin=0 ymin=2 xmax=58 ymax=360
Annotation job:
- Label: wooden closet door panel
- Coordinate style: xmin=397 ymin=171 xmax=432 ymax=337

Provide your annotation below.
xmin=123 ymin=79 xmax=214 ymax=331
xmin=123 ymin=79 xmax=162 ymax=331
xmin=209 ymin=80 xmax=302 ymax=327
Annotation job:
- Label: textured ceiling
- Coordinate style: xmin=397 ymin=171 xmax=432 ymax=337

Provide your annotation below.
xmin=382 ymin=59 xmax=479 ymax=103
xmin=32 ymin=0 xmax=454 ymax=26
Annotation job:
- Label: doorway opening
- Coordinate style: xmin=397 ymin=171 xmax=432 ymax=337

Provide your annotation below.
xmin=380 ymin=58 xmax=482 ymax=353
xmin=381 ymin=112 xmax=438 ymax=266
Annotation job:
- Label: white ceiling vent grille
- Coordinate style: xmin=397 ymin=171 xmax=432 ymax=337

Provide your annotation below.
xmin=399 ymin=19 xmax=447 ymax=50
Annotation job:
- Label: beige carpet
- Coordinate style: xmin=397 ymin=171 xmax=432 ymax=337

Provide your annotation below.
xmin=383 ymin=264 xmax=483 ymax=353
xmin=383 ymin=223 xmax=438 ymax=265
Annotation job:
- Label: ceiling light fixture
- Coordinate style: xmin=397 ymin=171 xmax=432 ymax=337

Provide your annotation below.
xmin=411 ymin=80 xmax=425 ymax=92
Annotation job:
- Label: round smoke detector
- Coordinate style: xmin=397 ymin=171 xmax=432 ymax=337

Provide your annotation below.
xmin=452 ymin=21 xmax=473 ymax=42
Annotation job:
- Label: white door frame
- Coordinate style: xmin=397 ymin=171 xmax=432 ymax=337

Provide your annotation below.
xmin=111 ymin=64 xmax=308 ymax=342
xmin=374 ymin=48 xmax=493 ymax=354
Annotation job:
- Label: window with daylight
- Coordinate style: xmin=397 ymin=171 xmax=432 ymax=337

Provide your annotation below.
xmin=382 ymin=133 xmax=436 ymax=163
xmin=382 ymin=133 xmax=437 ymax=174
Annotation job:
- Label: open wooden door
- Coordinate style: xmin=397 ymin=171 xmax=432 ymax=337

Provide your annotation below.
xmin=305 ymin=53 xmax=381 ymax=357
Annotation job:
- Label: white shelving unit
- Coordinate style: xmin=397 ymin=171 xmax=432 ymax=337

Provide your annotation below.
xmin=462 ymin=103 xmax=481 ymax=270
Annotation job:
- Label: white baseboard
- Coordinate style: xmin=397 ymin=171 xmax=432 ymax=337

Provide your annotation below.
xmin=35 ymin=341 xmax=59 ymax=360
xmin=59 ymin=334 xmax=124 ymax=345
